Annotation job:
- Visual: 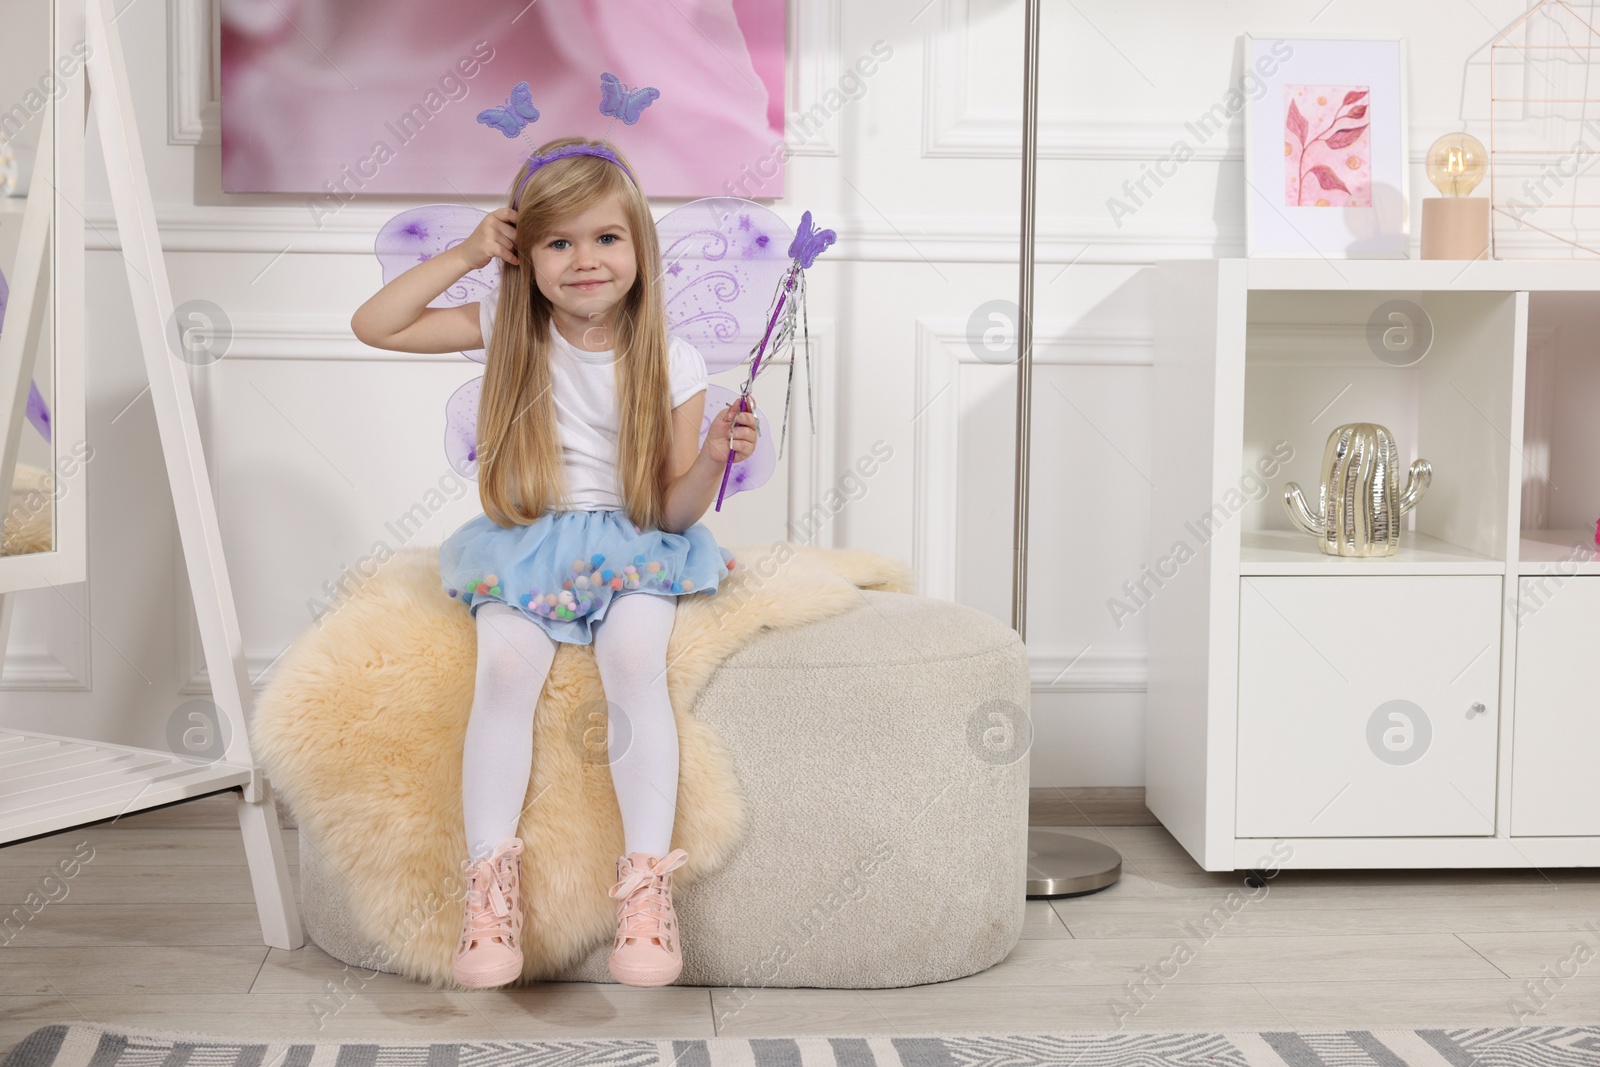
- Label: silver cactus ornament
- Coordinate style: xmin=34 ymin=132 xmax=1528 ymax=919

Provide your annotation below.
xmin=1283 ymin=423 xmax=1432 ymax=556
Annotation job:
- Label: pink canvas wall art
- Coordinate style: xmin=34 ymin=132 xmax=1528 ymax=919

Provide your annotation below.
xmin=1284 ymin=85 xmax=1371 ymax=208
xmin=220 ymin=0 xmax=785 ymax=202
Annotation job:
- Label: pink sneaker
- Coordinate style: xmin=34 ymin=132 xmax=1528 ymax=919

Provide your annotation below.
xmin=606 ymin=848 xmax=690 ymax=986
xmin=451 ymin=837 xmax=526 ymax=989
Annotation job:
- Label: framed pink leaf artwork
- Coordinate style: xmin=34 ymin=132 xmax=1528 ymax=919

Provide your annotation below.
xmin=1244 ymin=35 xmax=1406 ymax=258
xmin=1284 ymin=85 xmax=1371 ymax=207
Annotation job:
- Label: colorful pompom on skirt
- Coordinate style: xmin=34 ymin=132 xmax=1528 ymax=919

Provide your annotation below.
xmin=439 ymin=508 xmax=737 ymax=645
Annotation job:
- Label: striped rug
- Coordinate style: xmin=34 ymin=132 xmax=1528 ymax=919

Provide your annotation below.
xmin=4 ymin=1022 xmax=1599 ymax=1067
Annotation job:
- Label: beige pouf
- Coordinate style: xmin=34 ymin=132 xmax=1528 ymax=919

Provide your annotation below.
xmin=298 ymin=586 xmax=1030 ymax=990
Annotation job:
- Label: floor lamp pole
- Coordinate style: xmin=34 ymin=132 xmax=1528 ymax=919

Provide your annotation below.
xmin=1016 ymin=0 xmax=1124 ymax=898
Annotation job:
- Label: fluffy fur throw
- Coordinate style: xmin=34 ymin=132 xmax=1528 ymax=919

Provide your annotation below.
xmin=4 ymin=462 xmax=54 ymax=556
xmin=252 ymin=541 xmax=916 ymax=987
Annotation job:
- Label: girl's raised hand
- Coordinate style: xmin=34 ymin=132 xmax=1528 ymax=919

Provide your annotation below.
xmin=703 ymin=402 xmax=759 ymax=466
xmin=456 ymin=207 xmax=521 ymax=272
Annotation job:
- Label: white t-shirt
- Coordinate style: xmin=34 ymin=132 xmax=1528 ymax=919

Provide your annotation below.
xmin=478 ymin=297 xmax=709 ymax=510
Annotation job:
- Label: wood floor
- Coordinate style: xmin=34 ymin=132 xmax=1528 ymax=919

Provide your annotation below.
xmin=3 ymin=786 xmax=1600 ymax=1052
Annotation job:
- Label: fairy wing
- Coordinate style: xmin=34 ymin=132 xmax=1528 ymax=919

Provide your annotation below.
xmin=657 ymin=197 xmax=794 ymax=374
xmin=443 ymin=376 xmax=482 ymax=481
xmin=375 ymin=204 xmax=498 ymax=479
xmin=375 ymin=204 xmax=498 ymax=364
xmin=657 ymin=197 xmax=800 ymax=500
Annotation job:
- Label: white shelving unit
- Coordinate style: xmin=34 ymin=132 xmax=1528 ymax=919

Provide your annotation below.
xmin=1147 ymin=258 xmax=1600 ymax=871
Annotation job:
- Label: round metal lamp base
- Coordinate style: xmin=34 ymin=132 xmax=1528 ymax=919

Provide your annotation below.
xmin=1026 ymin=826 xmax=1123 ymax=898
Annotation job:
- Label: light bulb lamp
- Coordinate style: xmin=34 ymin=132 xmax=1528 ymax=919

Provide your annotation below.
xmin=1421 ymin=132 xmax=1489 ymax=259
xmin=1015 ymin=0 xmax=1123 ymax=898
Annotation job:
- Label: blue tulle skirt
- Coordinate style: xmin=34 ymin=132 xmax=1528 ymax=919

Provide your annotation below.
xmin=438 ymin=508 xmax=737 ymax=645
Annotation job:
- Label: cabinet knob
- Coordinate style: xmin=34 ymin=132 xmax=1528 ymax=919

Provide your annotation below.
xmin=1467 ymin=702 xmax=1487 ymax=718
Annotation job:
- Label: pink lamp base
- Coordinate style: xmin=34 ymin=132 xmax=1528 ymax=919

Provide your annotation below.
xmin=1421 ymin=197 xmax=1490 ymax=260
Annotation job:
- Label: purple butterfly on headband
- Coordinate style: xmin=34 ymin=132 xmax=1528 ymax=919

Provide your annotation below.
xmin=477 ymin=80 xmax=540 ymax=138
xmin=599 ymin=71 xmax=659 ymax=125
xmin=787 ymin=210 xmax=836 ymax=269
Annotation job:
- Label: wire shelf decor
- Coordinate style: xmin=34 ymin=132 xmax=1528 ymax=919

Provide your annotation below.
xmin=1490 ymin=0 xmax=1600 ymax=258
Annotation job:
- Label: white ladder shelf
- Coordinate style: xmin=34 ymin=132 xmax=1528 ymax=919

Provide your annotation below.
xmin=0 ymin=0 xmax=302 ymax=951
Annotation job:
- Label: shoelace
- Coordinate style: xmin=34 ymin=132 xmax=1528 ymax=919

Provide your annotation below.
xmin=462 ymin=853 xmax=519 ymax=948
xmin=608 ymin=849 xmax=688 ymax=947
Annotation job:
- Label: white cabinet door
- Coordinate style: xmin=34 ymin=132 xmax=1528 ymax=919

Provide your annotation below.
xmin=1512 ymin=576 xmax=1600 ymax=836
xmin=1236 ymin=576 xmax=1502 ymax=837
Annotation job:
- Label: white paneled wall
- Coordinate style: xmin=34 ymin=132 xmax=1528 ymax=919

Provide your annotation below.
xmin=0 ymin=0 xmax=1542 ymax=788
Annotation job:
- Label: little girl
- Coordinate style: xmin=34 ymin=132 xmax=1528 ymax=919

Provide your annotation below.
xmin=350 ymin=135 xmax=756 ymax=991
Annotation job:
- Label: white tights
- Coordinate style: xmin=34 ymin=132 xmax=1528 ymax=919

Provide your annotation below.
xmin=461 ymin=593 xmax=680 ymax=862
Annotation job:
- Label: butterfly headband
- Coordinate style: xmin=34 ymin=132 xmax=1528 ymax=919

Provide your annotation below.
xmin=477 ymin=74 xmax=661 ymax=210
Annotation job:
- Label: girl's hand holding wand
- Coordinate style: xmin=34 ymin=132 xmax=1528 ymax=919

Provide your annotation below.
xmin=701 ymin=402 xmax=758 ymax=466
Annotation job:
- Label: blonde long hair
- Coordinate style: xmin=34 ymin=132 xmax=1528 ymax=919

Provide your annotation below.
xmin=476 ymin=136 xmax=673 ymax=531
